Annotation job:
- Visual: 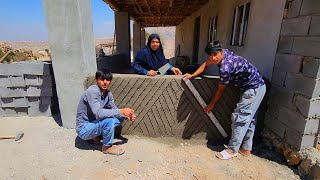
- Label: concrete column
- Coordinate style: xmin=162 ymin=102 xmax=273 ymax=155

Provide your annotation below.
xmin=141 ymin=27 xmax=146 ymax=48
xmin=43 ymin=0 xmax=97 ymax=128
xmin=133 ymin=22 xmax=146 ymax=58
xmin=115 ymin=11 xmax=130 ymax=66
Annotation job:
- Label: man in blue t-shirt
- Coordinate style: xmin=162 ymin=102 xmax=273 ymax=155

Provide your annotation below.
xmin=183 ymin=40 xmax=266 ymax=160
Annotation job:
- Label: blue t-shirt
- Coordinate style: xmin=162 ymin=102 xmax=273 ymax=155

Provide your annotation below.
xmin=219 ymin=49 xmax=265 ymax=92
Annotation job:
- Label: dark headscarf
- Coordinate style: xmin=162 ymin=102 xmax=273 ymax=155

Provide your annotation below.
xmin=132 ymin=34 xmax=168 ymax=75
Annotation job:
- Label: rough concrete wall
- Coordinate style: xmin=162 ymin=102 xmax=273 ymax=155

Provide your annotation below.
xmin=175 ymin=0 xmax=286 ymax=79
xmin=265 ymin=0 xmax=320 ymax=150
xmin=0 ymin=62 xmax=54 ymax=117
xmin=86 ymin=75 xmax=240 ymax=140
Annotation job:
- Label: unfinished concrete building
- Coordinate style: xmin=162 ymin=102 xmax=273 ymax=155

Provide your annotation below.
xmin=37 ymin=0 xmax=320 ymax=151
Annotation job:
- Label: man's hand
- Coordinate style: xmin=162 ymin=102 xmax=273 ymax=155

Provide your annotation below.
xmin=183 ymin=73 xmax=194 ymax=80
xmin=120 ymin=108 xmax=134 ymax=118
xmin=147 ymin=70 xmax=158 ymax=76
xmin=129 ymin=113 xmax=137 ymax=122
xmin=204 ymin=104 xmax=214 ymax=113
xmin=171 ymin=67 xmax=182 ymax=75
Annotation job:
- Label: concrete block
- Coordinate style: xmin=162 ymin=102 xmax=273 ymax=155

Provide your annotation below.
xmin=300 ymin=0 xmax=320 ymax=15
xmin=38 ymin=75 xmax=52 ymax=87
xmin=278 ymin=105 xmax=319 ymax=134
xmin=310 ymin=16 xmax=320 ymax=35
xmin=0 ymin=75 xmax=10 ymax=87
xmin=281 ymin=16 xmax=311 ymax=36
xmin=295 ymin=95 xmax=320 ymax=118
xmin=27 ymin=86 xmax=52 ymax=97
xmin=26 ymin=86 xmax=41 ymax=97
xmin=1 ymin=98 xmax=14 ymax=107
xmin=266 ymin=103 xmax=281 ymax=118
xmin=14 ymin=97 xmax=28 ymax=107
xmin=25 ymin=75 xmax=39 ymax=86
xmin=9 ymin=76 xmax=26 ymax=87
xmin=28 ymin=97 xmax=40 ymax=106
xmin=0 ymin=87 xmax=26 ymax=97
xmin=271 ymin=68 xmax=286 ymax=87
xmin=3 ymin=107 xmax=28 ymax=117
xmin=292 ymin=37 xmax=320 ymax=58
xmin=288 ymin=0 xmax=303 ymax=18
xmin=28 ymin=105 xmax=51 ymax=116
xmin=278 ymin=36 xmax=294 ymax=53
xmin=275 ymin=54 xmax=302 ymax=73
xmin=0 ymin=63 xmax=23 ymax=75
xmin=302 ymin=57 xmax=320 ymax=78
xmin=22 ymin=62 xmax=51 ymax=75
xmin=285 ymin=73 xmax=319 ymax=98
xmin=269 ymin=86 xmax=295 ymax=108
xmin=264 ymin=113 xmax=286 ymax=138
xmin=40 ymin=96 xmax=51 ymax=105
xmin=0 ymin=97 xmax=28 ymax=108
xmin=285 ymin=128 xmax=316 ymax=150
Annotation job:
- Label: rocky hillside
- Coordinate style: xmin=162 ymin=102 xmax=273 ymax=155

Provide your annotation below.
xmin=0 ymin=42 xmax=51 ymax=63
xmin=0 ymin=27 xmax=176 ymax=63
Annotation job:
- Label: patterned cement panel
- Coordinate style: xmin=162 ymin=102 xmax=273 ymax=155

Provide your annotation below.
xmin=86 ymin=74 xmax=240 ymax=140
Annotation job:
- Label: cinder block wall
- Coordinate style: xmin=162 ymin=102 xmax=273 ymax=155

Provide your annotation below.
xmin=0 ymin=61 xmax=54 ymax=117
xmin=265 ymin=0 xmax=320 ymax=150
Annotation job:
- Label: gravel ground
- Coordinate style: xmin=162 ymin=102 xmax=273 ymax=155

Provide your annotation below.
xmin=0 ymin=116 xmax=300 ymax=180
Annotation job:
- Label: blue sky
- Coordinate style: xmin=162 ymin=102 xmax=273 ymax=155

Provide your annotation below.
xmin=0 ymin=0 xmax=116 ymax=41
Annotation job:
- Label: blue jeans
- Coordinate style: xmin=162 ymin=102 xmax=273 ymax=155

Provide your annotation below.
xmin=77 ymin=117 xmax=124 ymax=146
xmin=228 ymin=84 xmax=266 ymax=152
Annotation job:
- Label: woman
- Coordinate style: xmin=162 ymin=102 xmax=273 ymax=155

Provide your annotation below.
xmin=132 ymin=34 xmax=182 ymax=76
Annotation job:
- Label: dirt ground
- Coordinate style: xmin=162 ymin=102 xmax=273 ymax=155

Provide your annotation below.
xmin=0 ymin=116 xmax=300 ymax=180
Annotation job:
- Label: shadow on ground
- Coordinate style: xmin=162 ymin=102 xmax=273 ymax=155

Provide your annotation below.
xmin=206 ymin=134 xmax=299 ymax=175
xmin=52 ymin=113 xmax=62 ymax=127
xmin=74 ymin=133 xmax=128 ymax=152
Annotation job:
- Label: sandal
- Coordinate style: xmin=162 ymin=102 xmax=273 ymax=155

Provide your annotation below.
xmin=216 ymin=149 xmax=238 ymax=160
xmin=239 ymin=148 xmax=251 ymax=157
xmin=102 ymin=147 xmax=125 ymax=156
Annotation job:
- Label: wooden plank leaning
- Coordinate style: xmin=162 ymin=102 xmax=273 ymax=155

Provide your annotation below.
xmin=183 ymin=78 xmax=228 ymax=138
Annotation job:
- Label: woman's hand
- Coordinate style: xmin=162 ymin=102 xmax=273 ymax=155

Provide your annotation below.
xmin=147 ymin=70 xmax=158 ymax=76
xmin=171 ymin=67 xmax=182 ymax=75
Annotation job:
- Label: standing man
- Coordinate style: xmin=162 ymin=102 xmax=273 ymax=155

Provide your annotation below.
xmin=183 ymin=41 xmax=266 ymax=160
xmin=76 ymin=68 xmax=136 ymax=155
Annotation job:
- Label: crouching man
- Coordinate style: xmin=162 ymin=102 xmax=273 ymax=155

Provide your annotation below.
xmin=76 ymin=68 xmax=136 ymax=155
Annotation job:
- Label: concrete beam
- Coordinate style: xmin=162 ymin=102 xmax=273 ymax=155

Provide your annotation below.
xmin=43 ymin=0 xmax=97 ymax=128
xmin=115 ymin=11 xmax=131 ymax=66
